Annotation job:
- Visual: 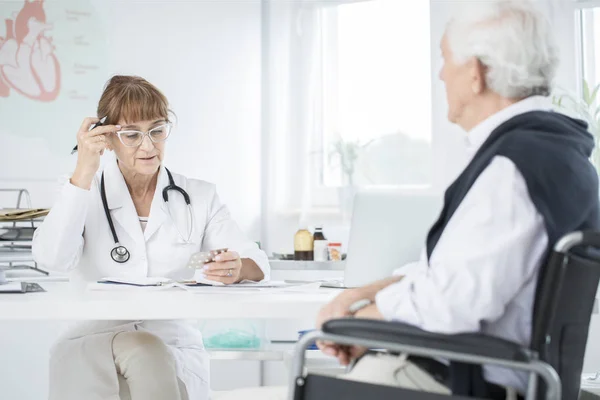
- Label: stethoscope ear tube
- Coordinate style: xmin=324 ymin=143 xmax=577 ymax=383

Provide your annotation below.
xmin=101 ymin=173 xmax=121 ymax=245
xmin=163 ymin=168 xmax=191 ymax=204
xmin=102 ymin=167 xmax=193 ymax=263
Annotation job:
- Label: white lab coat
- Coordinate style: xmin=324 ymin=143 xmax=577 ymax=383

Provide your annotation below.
xmin=32 ymin=160 xmax=270 ymax=400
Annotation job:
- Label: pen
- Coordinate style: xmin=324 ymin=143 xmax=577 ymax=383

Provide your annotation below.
xmin=71 ymin=116 xmax=107 ymax=155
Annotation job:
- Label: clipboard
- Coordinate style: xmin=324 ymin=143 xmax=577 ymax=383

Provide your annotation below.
xmin=0 ymin=208 xmax=49 ymax=221
xmin=96 ymin=276 xmax=225 ymax=287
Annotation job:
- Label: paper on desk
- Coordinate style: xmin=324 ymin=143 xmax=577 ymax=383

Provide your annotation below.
xmin=229 ymin=280 xmax=293 ymax=288
xmin=87 ymin=282 xmax=178 ymax=291
xmin=183 ymin=281 xmax=323 ymax=294
xmin=99 ymin=276 xmax=224 ymax=286
xmin=89 ymin=275 xmax=225 ymax=291
xmin=0 ymin=282 xmax=23 ymax=292
xmin=98 ymin=276 xmax=172 ymax=286
xmin=267 ymin=282 xmax=322 ymax=292
xmin=178 ymin=286 xmax=262 ymax=294
xmin=241 ymin=281 xmax=323 ymax=292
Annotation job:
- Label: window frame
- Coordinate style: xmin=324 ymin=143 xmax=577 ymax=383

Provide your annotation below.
xmin=575 ymin=0 xmax=598 ymax=96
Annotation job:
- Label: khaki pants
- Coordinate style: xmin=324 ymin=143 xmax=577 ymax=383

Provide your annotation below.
xmin=212 ymin=353 xmax=520 ymax=400
xmin=113 ymin=331 xmax=188 ymax=400
xmin=211 ymin=353 xmax=450 ymax=400
xmin=49 ymin=330 xmax=188 ymax=400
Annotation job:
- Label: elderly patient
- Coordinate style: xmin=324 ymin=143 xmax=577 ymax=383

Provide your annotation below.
xmin=215 ymin=1 xmax=600 ymax=399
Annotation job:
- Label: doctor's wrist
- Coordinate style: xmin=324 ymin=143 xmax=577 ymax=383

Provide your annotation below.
xmin=239 ymin=258 xmax=264 ymax=282
xmin=70 ymin=169 xmax=96 ymax=190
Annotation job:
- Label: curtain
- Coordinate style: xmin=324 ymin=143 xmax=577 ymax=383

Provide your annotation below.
xmin=262 ymin=0 xmax=325 ymax=248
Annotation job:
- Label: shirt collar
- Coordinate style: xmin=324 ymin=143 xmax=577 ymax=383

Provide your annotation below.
xmin=465 ymin=95 xmax=552 ymax=155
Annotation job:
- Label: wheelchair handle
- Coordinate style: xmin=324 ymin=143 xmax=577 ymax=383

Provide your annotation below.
xmin=554 ymin=231 xmax=600 ymax=254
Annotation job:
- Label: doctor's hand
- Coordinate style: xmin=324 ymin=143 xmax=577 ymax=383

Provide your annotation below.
xmin=202 ymin=251 xmax=243 ymax=284
xmin=71 ymin=117 xmax=121 ymax=190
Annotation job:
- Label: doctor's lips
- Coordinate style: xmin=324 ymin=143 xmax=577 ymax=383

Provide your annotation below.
xmin=138 ymin=155 xmax=158 ymax=161
xmin=71 ymin=116 xmax=108 ymax=154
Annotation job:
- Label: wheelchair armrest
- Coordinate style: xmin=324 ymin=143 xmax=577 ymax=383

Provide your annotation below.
xmin=322 ymin=318 xmax=533 ymax=363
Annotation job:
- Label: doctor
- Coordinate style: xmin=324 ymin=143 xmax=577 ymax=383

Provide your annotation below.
xmin=32 ymin=75 xmax=270 ymax=400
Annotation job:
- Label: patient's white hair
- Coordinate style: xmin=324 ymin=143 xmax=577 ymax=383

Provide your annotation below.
xmin=447 ymin=0 xmax=559 ymax=98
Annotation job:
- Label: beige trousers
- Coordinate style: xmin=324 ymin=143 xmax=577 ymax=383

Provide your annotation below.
xmin=113 ymin=331 xmax=188 ymax=400
xmin=211 ymin=353 xmax=449 ymax=400
xmin=49 ymin=330 xmax=188 ymax=400
xmin=212 ymin=353 xmax=520 ymax=400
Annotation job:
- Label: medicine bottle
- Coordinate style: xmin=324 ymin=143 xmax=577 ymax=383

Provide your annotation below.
xmin=294 ymin=227 xmax=314 ymax=260
xmin=313 ymin=227 xmax=328 ymax=262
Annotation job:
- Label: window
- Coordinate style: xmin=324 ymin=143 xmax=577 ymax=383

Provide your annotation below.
xmin=581 ymin=4 xmax=600 ymax=89
xmin=264 ymin=0 xmax=434 ymax=214
xmin=318 ymin=0 xmax=433 ymax=192
xmin=571 ymin=2 xmax=600 ymax=169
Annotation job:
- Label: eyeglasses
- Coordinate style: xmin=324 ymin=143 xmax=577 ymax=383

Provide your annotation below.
xmin=116 ymin=123 xmax=173 ymax=147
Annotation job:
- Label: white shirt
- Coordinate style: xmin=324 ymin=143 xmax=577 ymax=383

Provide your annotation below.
xmin=375 ymin=96 xmax=552 ymax=392
xmin=139 ymin=216 xmax=149 ymax=232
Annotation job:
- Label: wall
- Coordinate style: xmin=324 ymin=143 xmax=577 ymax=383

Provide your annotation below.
xmin=0 ymin=0 xmax=262 ymax=240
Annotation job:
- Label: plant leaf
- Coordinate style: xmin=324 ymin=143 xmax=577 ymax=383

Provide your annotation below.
xmin=591 ymin=83 xmax=600 ymax=106
xmin=584 ymin=80 xmax=591 ymax=104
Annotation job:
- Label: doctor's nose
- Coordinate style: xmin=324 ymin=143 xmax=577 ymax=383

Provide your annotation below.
xmin=139 ymin=134 xmax=155 ymax=151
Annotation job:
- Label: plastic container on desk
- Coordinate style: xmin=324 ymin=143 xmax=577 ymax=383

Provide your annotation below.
xmin=199 ymin=320 xmax=268 ymax=350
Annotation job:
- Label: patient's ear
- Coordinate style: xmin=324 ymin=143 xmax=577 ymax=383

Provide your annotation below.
xmin=471 ymin=58 xmax=486 ymax=94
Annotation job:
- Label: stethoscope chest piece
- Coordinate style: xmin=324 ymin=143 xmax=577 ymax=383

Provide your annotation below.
xmin=111 ymin=245 xmax=130 ymax=263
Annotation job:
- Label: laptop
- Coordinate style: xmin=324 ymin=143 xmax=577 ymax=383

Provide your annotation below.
xmin=325 ymin=187 xmax=442 ymax=288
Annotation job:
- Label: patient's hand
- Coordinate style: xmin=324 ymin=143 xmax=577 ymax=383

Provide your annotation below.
xmin=315 ymin=289 xmax=364 ymax=364
xmin=315 ymin=289 xmax=362 ymax=329
xmin=324 ymin=344 xmax=368 ymax=366
xmin=316 ymin=290 xmax=388 ymax=365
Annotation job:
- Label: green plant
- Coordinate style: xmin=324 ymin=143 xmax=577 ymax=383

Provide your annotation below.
xmin=553 ymin=80 xmax=600 ymax=172
xmin=328 ymin=138 xmax=374 ymax=186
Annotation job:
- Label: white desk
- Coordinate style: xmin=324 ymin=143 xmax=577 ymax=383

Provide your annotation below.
xmin=0 ymin=282 xmax=339 ymax=320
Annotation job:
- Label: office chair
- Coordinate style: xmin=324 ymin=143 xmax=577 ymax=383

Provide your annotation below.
xmin=289 ymin=230 xmax=600 ymax=400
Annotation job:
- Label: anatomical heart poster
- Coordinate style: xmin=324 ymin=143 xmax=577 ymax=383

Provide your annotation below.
xmin=0 ymin=0 xmax=108 ymax=180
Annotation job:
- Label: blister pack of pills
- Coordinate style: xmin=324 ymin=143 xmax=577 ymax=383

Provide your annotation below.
xmin=186 ymin=248 xmax=229 ymax=269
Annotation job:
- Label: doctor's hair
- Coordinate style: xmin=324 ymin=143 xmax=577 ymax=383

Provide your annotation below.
xmin=446 ymin=0 xmax=559 ymax=99
xmin=97 ymin=75 xmax=176 ymax=125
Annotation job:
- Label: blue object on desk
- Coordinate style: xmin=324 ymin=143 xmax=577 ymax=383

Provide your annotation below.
xmin=299 ymin=329 xmax=318 ymax=350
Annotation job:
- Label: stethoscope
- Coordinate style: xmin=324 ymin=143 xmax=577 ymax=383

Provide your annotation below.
xmin=100 ymin=167 xmax=194 ymax=263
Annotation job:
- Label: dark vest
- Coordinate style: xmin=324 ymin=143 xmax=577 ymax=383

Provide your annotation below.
xmin=426 ymin=111 xmax=600 ymax=260
xmin=425 ymin=111 xmax=600 ymax=398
